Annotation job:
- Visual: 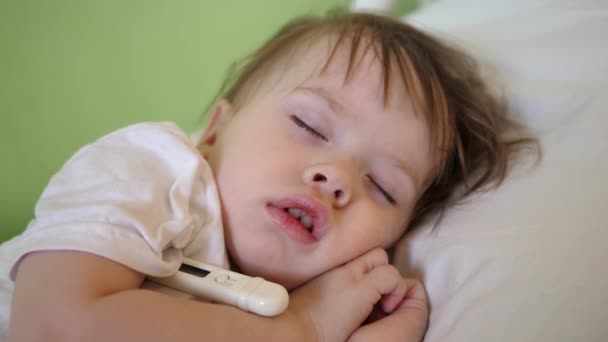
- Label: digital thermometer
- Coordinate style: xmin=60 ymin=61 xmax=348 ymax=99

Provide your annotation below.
xmin=149 ymin=258 xmax=289 ymax=317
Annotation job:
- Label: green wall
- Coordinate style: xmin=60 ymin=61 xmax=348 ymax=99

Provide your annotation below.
xmin=0 ymin=0 xmax=416 ymax=241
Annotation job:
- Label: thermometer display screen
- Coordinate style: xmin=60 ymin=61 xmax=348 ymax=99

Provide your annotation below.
xmin=179 ymin=263 xmax=210 ymax=278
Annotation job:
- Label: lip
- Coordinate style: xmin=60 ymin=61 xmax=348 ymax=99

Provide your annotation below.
xmin=266 ymin=195 xmax=329 ymax=244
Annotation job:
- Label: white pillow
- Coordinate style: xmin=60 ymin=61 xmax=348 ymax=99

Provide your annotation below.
xmin=393 ymin=1 xmax=608 ymax=341
xmin=351 ymin=0 xmax=398 ymax=13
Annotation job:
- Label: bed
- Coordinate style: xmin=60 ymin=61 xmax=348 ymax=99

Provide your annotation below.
xmin=351 ymin=0 xmax=608 ymax=340
xmin=2 ymin=1 xmax=606 ymax=340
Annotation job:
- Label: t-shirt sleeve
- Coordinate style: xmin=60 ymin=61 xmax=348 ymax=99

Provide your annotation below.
xmin=8 ymin=122 xmax=226 ymax=279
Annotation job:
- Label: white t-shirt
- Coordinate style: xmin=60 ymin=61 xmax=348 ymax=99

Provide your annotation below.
xmin=0 ymin=122 xmax=228 ymax=338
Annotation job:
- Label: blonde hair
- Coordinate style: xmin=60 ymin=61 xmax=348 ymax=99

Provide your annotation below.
xmin=209 ymin=11 xmax=536 ymax=230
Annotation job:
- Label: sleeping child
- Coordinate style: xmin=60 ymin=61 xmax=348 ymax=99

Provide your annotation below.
xmin=0 ymin=11 xmax=528 ymax=341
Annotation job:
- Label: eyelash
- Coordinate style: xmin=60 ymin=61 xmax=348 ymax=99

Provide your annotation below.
xmin=290 ymin=115 xmax=328 ymax=141
xmin=368 ymin=176 xmax=397 ymax=205
xmin=290 ymin=115 xmax=396 ymax=206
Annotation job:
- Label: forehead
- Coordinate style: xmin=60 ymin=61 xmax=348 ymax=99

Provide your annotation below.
xmin=263 ymin=34 xmax=412 ymax=113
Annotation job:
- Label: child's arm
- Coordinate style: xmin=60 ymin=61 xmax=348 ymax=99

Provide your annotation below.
xmin=11 ymin=248 xmax=426 ymax=342
xmin=10 ymin=251 xmax=312 ymax=342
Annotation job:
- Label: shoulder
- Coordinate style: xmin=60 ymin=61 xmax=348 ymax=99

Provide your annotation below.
xmin=61 ymin=122 xmax=205 ymax=181
xmin=94 ymin=121 xmax=196 ymax=153
xmin=12 ymin=122 xmax=221 ymax=277
xmin=37 ymin=121 xmax=216 ymax=216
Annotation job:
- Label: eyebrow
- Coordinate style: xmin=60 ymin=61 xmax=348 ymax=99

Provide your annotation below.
xmin=293 ymin=86 xmax=344 ymax=114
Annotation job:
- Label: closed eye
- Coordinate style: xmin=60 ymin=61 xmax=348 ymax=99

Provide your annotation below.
xmin=290 ymin=115 xmax=328 ymax=141
xmin=368 ymin=176 xmax=396 ymax=205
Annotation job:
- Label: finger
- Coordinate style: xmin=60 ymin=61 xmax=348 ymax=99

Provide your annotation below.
xmin=379 ymin=277 xmax=408 ymax=313
xmin=343 ymin=248 xmax=389 ymax=278
xmin=350 ymin=280 xmax=429 ymax=342
xmin=349 ymin=303 xmax=428 ymax=342
xmin=395 ymin=278 xmax=428 ymax=314
xmin=360 ymin=264 xmax=403 ymax=307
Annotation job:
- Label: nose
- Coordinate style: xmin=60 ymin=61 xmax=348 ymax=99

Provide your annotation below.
xmin=303 ymin=163 xmax=353 ymax=207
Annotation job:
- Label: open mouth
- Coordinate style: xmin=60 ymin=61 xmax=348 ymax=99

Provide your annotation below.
xmin=283 ymin=207 xmax=314 ymax=232
xmin=266 ymin=195 xmax=328 ymax=244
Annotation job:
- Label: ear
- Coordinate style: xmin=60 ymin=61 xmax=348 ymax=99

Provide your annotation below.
xmin=198 ymin=99 xmax=233 ymax=147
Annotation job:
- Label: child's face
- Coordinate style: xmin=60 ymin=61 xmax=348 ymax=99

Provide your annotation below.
xmin=202 ymin=41 xmax=436 ymax=289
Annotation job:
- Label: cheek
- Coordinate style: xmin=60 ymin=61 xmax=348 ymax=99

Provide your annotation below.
xmin=221 ymin=116 xmax=299 ymax=164
xmin=337 ymin=203 xmax=408 ymax=258
xmin=225 ymin=226 xmax=285 ymax=271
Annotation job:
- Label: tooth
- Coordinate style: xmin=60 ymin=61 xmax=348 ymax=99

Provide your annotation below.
xmin=288 ymin=208 xmax=304 ymax=218
xmin=300 ymin=215 xmax=313 ymax=230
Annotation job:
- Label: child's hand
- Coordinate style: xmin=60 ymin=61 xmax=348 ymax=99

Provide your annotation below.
xmin=347 ymin=277 xmax=428 ymax=342
xmin=287 ymin=248 xmax=428 ymax=342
